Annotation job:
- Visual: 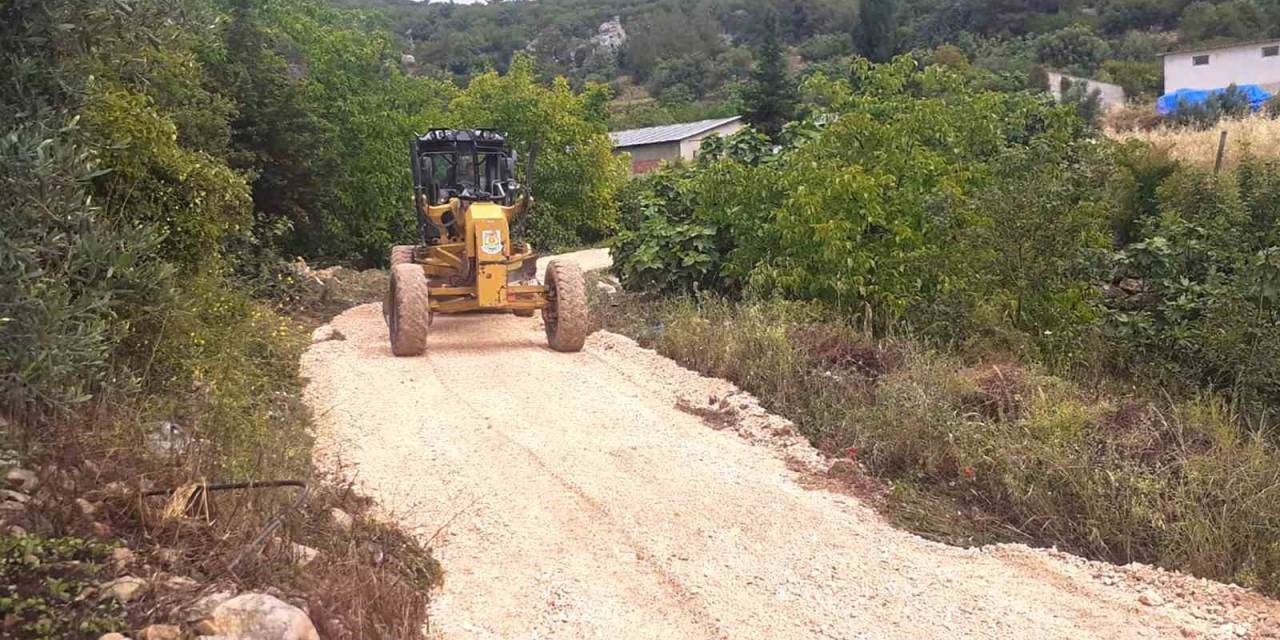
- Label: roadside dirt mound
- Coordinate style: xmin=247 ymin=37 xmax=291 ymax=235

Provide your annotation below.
xmin=302 ymin=297 xmax=1280 ymax=639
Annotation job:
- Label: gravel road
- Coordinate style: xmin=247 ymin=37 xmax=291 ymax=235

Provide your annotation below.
xmin=302 ymin=250 xmax=1280 ymax=640
xmin=534 ymin=247 xmax=612 ymax=278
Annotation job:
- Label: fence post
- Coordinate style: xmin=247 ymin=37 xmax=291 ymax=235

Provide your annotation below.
xmin=1214 ymin=129 xmax=1228 ymax=174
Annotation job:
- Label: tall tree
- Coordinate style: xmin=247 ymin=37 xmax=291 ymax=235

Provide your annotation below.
xmin=856 ymin=0 xmax=898 ymax=62
xmin=214 ymin=0 xmax=333 ymax=259
xmin=741 ymin=26 xmax=796 ymax=140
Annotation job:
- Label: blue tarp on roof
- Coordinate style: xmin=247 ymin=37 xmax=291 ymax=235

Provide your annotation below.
xmin=1157 ymin=85 xmax=1273 ymax=115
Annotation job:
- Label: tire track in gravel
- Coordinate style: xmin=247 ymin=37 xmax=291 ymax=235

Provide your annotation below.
xmin=302 ymin=250 xmax=1280 ymax=640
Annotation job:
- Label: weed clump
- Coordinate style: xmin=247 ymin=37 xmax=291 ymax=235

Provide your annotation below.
xmin=0 ymin=535 xmax=124 ymax=638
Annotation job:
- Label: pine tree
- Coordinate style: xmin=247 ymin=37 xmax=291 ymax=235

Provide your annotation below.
xmin=855 ymin=0 xmax=897 ymax=63
xmin=740 ymin=28 xmax=796 ymax=140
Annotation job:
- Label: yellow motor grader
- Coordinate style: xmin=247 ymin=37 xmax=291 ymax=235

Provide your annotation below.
xmin=383 ymin=129 xmax=587 ymax=356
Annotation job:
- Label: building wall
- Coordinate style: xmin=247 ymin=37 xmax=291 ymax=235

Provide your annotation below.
xmin=1164 ymin=40 xmax=1280 ymax=91
xmin=1047 ymin=71 xmax=1126 ymax=111
xmin=677 ymin=120 xmax=746 ymax=160
xmin=618 ymin=141 xmax=681 ymax=174
xmin=615 ymin=120 xmax=745 ymax=174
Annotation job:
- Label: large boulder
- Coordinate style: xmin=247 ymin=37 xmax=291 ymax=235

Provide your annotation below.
xmin=201 ymin=593 xmax=319 ymax=640
xmin=184 ymin=590 xmax=235 ymax=623
xmin=591 ymin=16 xmax=627 ymax=54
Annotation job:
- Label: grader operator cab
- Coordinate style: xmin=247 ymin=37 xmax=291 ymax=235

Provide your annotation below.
xmin=383 ymin=129 xmax=588 ymax=356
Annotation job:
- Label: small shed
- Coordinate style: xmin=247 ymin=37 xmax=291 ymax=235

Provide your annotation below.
xmin=609 ymin=116 xmax=744 ymax=174
xmin=1161 ymin=39 xmax=1280 ymax=93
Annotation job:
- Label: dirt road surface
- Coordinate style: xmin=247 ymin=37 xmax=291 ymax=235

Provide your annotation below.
xmin=302 ymin=251 xmax=1280 ymax=640
xmin=535 ymin=247 xmax=611 ymax=278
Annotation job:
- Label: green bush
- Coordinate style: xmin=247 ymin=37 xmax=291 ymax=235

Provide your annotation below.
xmin=611 ymin=128 xmax=785 ymax=295
xmin=934 ymin=139 xmax=1113 ymax=367
xmin=1178 ymin=0 xmax=1269 ymax=44
xmin=614 ymin=57 xmax=1090 ymax=338
xmin=1056 ymin=76 xmax=1104 ymax=129
xmin=612 ymin=216 xmax=723 ymax=294
xmin=1 ymin=0 xmax=316 ymax=481
xmin=0 ymin=535 xmax=125 ymax=638
xmin=130 ymin=276 xmax=312 ymax=478
xmin=82 ymin=85 xmax=252 ymax=272
xmin=1166 ymin=84 xmax=1255 ymax=129
xmin=798 ymin=34 xmax=853 ymax=62
xmin=1034 ymin=24 xmax=1111 ymax=76
xmin=1108 ymin=162 xmax=1280 ymax=409
xmin=1099 ymin=59 xmax=1163 ymax=98
xmin=0 ymin=121 xmax=173 ymax=418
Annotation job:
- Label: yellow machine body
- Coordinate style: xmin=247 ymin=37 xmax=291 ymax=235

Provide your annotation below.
xmin=388 ymin=129 xmax=589 ymax=356
xmin=414 ymin=198 xmax=547 ymax=314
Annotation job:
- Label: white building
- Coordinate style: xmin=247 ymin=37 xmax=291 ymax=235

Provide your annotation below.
xmin=1047 ymin=70 xmax=1126 ymax=111
xmin=1162 ymin=39 xmax=1280 ymax=92
xmin=609 ymin=116 xmax=744 ymax=174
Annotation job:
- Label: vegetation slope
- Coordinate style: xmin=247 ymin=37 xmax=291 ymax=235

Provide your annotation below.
xmin=342 ymin=0 xmax=1280 ymax=128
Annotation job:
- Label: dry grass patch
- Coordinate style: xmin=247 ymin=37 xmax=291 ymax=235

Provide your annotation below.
xmin=1 ymin=412 xmax=442 ymax=639
xmin=1110 ymin=114 xmax=1280 ymax=169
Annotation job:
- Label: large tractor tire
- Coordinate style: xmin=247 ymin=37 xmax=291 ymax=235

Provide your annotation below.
xmin=542 ymin=259 xmax=589 ymax=352
xmin=387 ymin=264 xmax=430 ymax=356
xmin=384 ymin=245 xmax=417 ymax=326
xmin=389 ymin=245 xmax=417 ymax=267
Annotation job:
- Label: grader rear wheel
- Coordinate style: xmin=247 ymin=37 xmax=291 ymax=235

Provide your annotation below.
xmin=542 ymin=259 xmax=588 ymax=352
xmin=387 ymin=264 xmax=430 ymax=356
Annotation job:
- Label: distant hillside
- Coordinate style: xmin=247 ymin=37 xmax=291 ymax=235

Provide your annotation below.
xmin=337 ymin=0 xmax=1280 ymax=127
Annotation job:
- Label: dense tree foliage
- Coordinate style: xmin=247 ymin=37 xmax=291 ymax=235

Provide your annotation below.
xmin=1 ymin=0 xmax=623 ymax=429
xmin=855 ymin=0 xmax=897 ymax=62
xmin=1 ymin=0 xmax=307 ymax=476
xmin=741 ymin=28 xmax=797 ymax=139
xmin=200 ymin=1 xmax=623 ymax=261
xmin=339 ymin=0 xmax=1280 ymax=127
xmin=447 ymin=56 xmax=626 ymax=248
xmin=611 ymin=57 xmax=1280 ymax=408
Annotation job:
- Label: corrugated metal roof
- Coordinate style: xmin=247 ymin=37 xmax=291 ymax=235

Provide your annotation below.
xmin=1159 ymin=38 xmax=1280 ymax=57
xmin=609 ymin=116 xmax=743 ymax=148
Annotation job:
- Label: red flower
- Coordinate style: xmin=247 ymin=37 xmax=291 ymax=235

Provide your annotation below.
xmin=846 ymin=447 xmax=859 ymax=459
xmin=962 ymin=466 xmax=975 ymax=478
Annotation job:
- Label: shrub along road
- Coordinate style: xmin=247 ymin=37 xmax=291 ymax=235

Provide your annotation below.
xmin=301 ymin=254 xmax=1280 ymax=640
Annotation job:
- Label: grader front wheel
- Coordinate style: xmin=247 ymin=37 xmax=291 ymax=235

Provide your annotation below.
xmin=384 ymin=245 xmax=419 ymax=325
xmin=387 ymin=264 xmax=430 ymax=356
xmin=389 ymin=245 xmax=416 ymax=267
xmin=542 ymin=260 xmax=588 ymax=352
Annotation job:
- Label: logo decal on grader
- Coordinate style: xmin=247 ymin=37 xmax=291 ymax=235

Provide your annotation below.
xmin=480 ymin=229 xmax=504 ymax=255
xmin=385 ymin=129 xmax=589 ymax=356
